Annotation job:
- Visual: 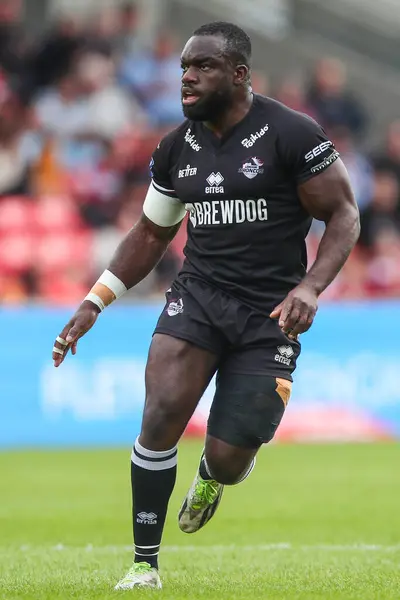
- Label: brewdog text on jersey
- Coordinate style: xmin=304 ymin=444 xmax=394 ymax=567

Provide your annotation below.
xmin=186 ymin=198 xmax=268 ymax=227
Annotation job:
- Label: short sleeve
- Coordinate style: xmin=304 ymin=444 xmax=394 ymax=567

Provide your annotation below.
xmin=149 ymin=135 xmax=178 ymax=199
xmin=277 ymin=113 xmax=340 ymax=184
xmin=143 ymin=129 xmax=186 ymax=227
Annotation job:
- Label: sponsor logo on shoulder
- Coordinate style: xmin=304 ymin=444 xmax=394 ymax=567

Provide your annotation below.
xmin=239 ymin=157 xmax=264 ymax=179
xmin=184 ymin=128 xmax=202 ymax=152
xmin=178 ymin=164 xmax=197 ymax=178
xmin=205 ymin=172 xmax=224 ymax=194
xmin=305 ymin=141 xmax=333 ymax=163
xmin=241 ymin=124 xmax=269 ymax=148
xmin=136 ymin=511 xmax=157 ymax=525
xmin=275 ymin=345 xmax=294 ymax=366
xmin=310 ymin=150 xmax=340 ymax=173
xmin=167 ymin=298 xmax=184 ymax=316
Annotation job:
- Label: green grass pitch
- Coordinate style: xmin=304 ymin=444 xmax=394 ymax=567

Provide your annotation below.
xmin=1 ymin=440 xmax=400 ymax=599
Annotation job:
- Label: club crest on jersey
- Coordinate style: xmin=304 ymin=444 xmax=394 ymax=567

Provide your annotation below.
xmin=239 ymin=157 xmax=264 ymax=179
xmin=205 ymin=172 xmax=224 ymax=194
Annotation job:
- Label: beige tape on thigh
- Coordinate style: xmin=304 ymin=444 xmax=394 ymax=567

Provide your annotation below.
xmin=276 ymin=378 xmax=292 ymax=407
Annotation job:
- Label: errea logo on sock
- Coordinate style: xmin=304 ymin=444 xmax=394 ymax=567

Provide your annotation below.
xmin=137 ymin=512 xmax=158 ymax=525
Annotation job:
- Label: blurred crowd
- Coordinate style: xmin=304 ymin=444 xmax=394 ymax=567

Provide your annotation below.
xmin=1 ymin=1 xmax=400 ymax=304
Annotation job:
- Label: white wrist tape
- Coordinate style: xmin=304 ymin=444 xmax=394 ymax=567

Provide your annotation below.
xmin=84 ymin=270 xmax=127 ymax=312
xmin=98 ymin=270 xmax=128 ymax=298
xmin=85 ymin=292 xmax=106 ymax=312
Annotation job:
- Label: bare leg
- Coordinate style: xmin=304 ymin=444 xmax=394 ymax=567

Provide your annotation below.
xmin=140 ymin=333 xmax=219 ymax=449
xmin=204 ymin=435 xmax=258 ymax=485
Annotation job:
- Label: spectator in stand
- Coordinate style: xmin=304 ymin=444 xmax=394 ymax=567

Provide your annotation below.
xmin=331 ymin=126 xmax=373 ymax=211
xmin=0 ymin=83 xmax=38 ymax=197
xmin=27 ymin=14 xmax=84 ymax=94
xmin=0 ymin=0 xmax=27 ymax=80
xmin=365 ymin=225 xmax=400 ymax=298
xmin=88 ymin=3 xmax=141 ymax=58
xmin=359 ymin=170 xmax=400 ymax=249
xmin=119 ymin=30 xmax=183 ymax=127
xmin=275 ymin=75 xmax=316 ymax=119
xmin=307 ymin=57 xmax=368 ymax=138
xmin=370 ymin=120 xmax=400 ymax=184
xmin=33 ymin=49 xmax=148 ymax=191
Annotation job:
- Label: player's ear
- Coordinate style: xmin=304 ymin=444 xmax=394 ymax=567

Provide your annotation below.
xmin=234 ymin=65 xmax=249 ymax=86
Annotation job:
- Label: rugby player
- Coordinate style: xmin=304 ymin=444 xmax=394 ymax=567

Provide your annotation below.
xmin=52 ymin=22 xmax=360 ymax=590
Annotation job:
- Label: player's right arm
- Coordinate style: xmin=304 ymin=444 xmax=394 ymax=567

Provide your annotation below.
xmin=52 ymin=134 xmax=186 ymax=367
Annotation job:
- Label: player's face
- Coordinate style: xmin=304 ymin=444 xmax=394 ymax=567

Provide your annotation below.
xmin=180 ymin=35 xmax=236 ymax=121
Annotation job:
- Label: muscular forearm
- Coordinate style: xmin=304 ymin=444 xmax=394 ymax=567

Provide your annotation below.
xmin=108 ymin=215 xmax=179 ymax=290
xmin=303 ymin=205 xmax=360 ymax=296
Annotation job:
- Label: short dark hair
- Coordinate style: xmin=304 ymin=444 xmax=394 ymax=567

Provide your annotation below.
xmin=193 ymin=21 xmax=252 ymax=68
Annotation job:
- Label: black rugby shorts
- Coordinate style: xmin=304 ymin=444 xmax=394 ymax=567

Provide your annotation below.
xmin=154 ymin=276 xmax=301 ymax=381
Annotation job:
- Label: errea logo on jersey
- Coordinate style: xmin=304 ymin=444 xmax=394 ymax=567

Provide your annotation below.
xmin=184 ymin=128 xmax=202 ymax=152
xmin=205 ymin=172 xmax=224 ymax=194
xmin=241 ymin=124 xmax=269 ymax=148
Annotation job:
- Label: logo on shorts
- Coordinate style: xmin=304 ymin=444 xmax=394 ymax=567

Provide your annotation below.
xmin=167 ymin=298 xmax=184 ymax=316
xmin=275 ymin=345 xmax=294 ymax=366
xmin=238 ymin=157 xmax=264 ymax=179
xmin=136 ymin=511 xmax=157 ymax=525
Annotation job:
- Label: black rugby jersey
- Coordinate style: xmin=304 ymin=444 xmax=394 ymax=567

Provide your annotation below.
xmin=149 ymin=94 xmax=339 ymax=312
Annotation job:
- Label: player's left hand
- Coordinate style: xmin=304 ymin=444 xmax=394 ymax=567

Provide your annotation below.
xmin=270 ymin=283 xmax=318 ymax=340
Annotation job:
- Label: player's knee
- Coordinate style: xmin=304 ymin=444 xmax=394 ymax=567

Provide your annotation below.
xmin=141 ymin=393 xmax=183 ymax=446
xmin=205 ymin=445 xmax=254 ymax=485
xmin=206 ymin=460 xmax=243 ymax=485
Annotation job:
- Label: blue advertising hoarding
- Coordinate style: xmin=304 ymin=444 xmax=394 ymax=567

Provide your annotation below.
xmin=0 ymin=302 xmax=399 ymax=447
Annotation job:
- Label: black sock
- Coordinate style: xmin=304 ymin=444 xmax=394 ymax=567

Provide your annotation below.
xmin=131 ymin=437 xmax=177 ymax=569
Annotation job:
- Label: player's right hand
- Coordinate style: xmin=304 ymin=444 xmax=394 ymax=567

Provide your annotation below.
xmin=52 ymin=301 xmax=101 ymax=368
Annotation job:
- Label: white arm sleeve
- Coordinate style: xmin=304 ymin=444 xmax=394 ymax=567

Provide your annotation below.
xmin=143 ymin=182 xmax=186 ymax=227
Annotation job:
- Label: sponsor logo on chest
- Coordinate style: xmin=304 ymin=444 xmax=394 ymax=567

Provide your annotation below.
xmin=185 ymin=198 xmax=268 ymax=227
xmin=178 ymin=164 xmax=197 ymax=178
xmin=241 ymin=124 xmax=269 ymax=148
xmin=184 ymin=128 xmax=202 ymax=152
xmin=205 ymin=172 xmax=224 ymax=194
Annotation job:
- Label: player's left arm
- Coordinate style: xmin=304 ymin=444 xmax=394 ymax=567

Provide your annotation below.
xmin=271 ymin=158 xmax=360 ymax=339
